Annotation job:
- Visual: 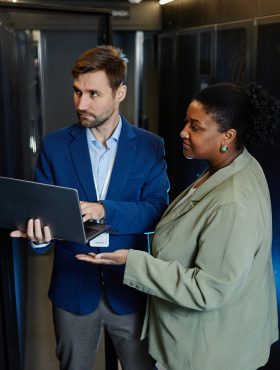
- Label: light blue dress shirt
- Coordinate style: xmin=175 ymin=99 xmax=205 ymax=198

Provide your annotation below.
xmin=86 ymin=117 xmax=122 ymax=200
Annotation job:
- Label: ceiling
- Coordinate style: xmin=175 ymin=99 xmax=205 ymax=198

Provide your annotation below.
xmin=42 ymin=0 xmax=156 ymax=2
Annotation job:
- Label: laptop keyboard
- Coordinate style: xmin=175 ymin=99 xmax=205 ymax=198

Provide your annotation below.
xmin=84 ymin=226 xmax=102 ymax=239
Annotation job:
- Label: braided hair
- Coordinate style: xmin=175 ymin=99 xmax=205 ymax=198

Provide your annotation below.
xmin=192 ymin=82 xmax=280 ymax=153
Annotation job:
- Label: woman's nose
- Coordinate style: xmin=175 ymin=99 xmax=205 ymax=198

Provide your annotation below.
xmin=180 ymin=124 xmax=189 ymax=139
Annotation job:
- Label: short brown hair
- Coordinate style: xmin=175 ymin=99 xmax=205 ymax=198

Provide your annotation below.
xmin=72 ymin=45 xmax=127 ymax=92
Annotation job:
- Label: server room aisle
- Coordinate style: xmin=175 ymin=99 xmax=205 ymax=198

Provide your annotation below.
xmin=24 ymin=250 xmax=105 ymax=370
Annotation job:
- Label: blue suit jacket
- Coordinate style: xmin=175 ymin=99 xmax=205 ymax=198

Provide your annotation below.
xmin=33 ymin=117 xmax=169 ymax=315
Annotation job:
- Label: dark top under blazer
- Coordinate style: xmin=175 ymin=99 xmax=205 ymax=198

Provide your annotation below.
xmin=33 ymin=117 xmax=169 ymax=315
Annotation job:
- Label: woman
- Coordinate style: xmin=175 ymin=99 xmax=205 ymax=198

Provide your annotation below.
xmin=76 ymin=83 xmax=279 ymax=370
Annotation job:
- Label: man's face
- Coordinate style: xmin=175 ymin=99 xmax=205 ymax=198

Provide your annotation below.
xmin=73 ymin=70 xmax=126 ymax=129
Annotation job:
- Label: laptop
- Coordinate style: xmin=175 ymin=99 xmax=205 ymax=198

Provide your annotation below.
xmin=0 ymin=176 xmax=111 ymax=244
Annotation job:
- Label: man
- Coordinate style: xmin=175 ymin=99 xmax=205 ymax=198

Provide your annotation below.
xmin=11 ymin=45 xmax=169 ymax=370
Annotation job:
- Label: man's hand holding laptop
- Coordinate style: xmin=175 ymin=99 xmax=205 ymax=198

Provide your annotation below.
xmin=10 ymin=200 xmax=105 ymax=244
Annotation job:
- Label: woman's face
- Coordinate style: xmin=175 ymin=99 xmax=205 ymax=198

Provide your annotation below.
xmin=180 ymin=100 xmax=227 ymax=161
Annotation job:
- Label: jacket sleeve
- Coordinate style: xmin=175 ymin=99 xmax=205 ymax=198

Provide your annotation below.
xmin=123 ymin=203 xmax=260 ymax=310
xmin=35 ymin=139 xmax=56 ymax=185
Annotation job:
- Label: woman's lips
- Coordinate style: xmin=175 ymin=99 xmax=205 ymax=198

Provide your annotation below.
xmin=182 ymin=142 xmax=191 ymax=150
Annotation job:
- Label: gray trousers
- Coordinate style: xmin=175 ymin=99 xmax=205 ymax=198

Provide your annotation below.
xmin=52 ymin=297 xmax=155 ymax=370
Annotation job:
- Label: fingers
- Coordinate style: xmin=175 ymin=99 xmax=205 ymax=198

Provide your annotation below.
xmin=32 ymin=219 xmax=52 ymax=243
xmin=10 ymin=219 xmax=52 ymax=244
xmin=79 ymin=201 xmax=104 ymax=222
xmin=82 ymin=214 xmax=92 ymax=223
xmin=32 ymin=219 xmax=44 ymax=242
xmin=76 ymin=253 xmax=118 ymax=265
xmin=95 ymin=253 xmax=116 ymax=260
xmin=43 ymin=225 xmax=52 ymax=243
xmin=9 ymin=219 xmax=36 ymax=239
xmin=94 ymin=253 xmax=119 ymax=264
xmin=27 ymin=219 xmax=43 ymax=243
xmin=76 ymin=250 xmax=128 ymax=265
xmin=80 ymin=202 xmax=93 ymax=222
xmin=80 ymin=202 xmax=91 ymax=216
xmin=10 ymin=230 xmax=27 ymax=238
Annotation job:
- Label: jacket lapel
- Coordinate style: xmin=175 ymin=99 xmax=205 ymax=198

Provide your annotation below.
xmin=156 ymin=148 xmax=252 ymax=230
xmin=106 ymin=119 xmax=136 ymax=200
xmin=155 ymin=186 xmax=195 ymax=230
xmin=69 ymin=125 xmax=97 ymax=201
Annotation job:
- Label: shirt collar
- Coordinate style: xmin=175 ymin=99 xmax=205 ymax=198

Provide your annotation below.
xmin=86 ymin=117 xmax=122 ymax=145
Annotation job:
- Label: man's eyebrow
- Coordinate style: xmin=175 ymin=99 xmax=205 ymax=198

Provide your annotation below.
xmin=73 ymin=84 xmax=101 ymax=93
xmin=73 ymin=84 xmax=80 ymax=90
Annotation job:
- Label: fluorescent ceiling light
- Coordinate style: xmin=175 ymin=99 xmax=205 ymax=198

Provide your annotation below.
xmin=159 ymin=0 xmax=175 ymax=4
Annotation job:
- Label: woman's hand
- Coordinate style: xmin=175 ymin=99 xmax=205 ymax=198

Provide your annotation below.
xmin=76 ymin=249 xmax=129 ymax=265
xmin=10 ymin=218 xmax=52 ymax=244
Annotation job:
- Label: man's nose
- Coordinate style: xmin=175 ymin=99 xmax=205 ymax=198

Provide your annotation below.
xmin=76 ymin=94 xmax=90 ymax=111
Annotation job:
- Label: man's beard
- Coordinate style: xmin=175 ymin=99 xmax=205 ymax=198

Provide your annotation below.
xmin=77 ymin=109 xmax=114 ymax=129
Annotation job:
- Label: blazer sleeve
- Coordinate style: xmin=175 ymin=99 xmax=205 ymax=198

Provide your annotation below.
xmin=123 ymin=202 xmax=260 ymax=310
xmin=35 ymin=139 xmax=56 ymax=185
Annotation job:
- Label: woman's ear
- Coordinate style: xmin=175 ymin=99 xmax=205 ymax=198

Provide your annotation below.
xmin=224 ymin=128 xmax=237 ymax=145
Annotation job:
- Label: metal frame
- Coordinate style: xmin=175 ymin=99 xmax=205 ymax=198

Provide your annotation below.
xmin=0 ymin=1 xmax=112 ymax=43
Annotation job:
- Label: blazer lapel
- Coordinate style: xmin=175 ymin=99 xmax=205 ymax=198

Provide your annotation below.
xmin=156 ymin=186 xmax=195 ymax=230
xmin=190 ymin=148 xmax=251 ymax=203
xmin=69 ymin=125 xmax=97 ymax=201
xmin=156 ymin=148 xmax=252 ymax=230
xmin=106 ymin=119 xmax=136 ymax=200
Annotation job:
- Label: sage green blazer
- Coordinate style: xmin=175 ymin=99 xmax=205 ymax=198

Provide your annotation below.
xmin=124 ymin=148 xmax=278 ymax=370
